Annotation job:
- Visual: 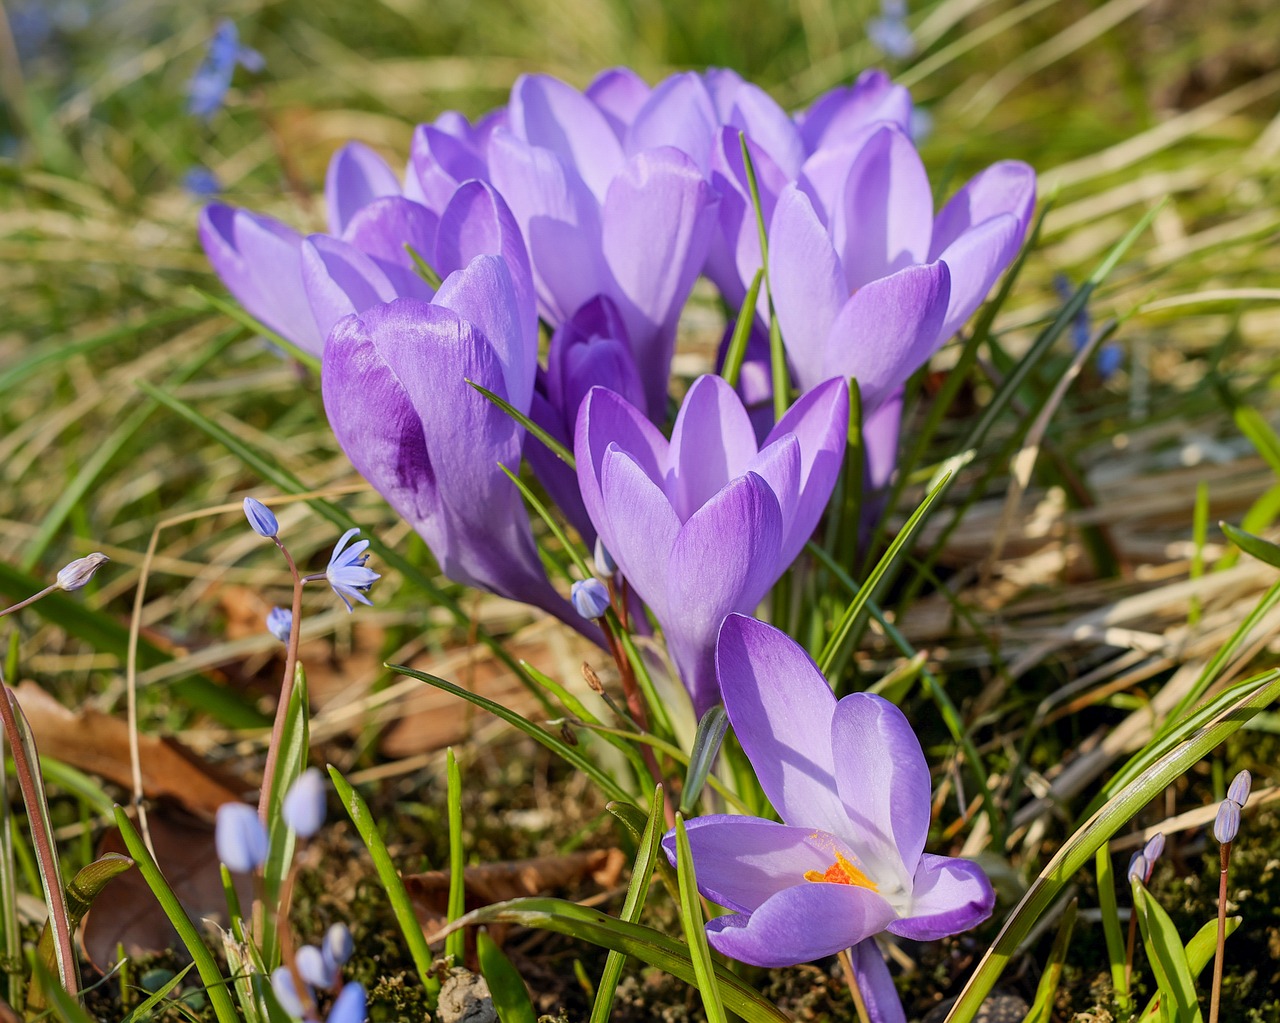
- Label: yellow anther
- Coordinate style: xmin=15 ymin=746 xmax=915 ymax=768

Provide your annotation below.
xmin=803 ymin=850 xmax=878 ymax=891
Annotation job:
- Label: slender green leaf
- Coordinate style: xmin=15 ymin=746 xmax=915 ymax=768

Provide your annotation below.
xmin=606 ymin=800 xmax=680 ymax=898
xmin=944 ymin=667 xmax=1280 ymax=1022
xmin=437 ymin=896 xmax=790 ymax=1023
xmin=120 ymin=961 xmax=196 ymax=1023
xmin=720 ymin=269 xmax=765 ymax=390
xmin=680 ymin=707 xmax=728 ymax=816
xmin=1234 ymin=406 xmax=1280 ymax=478
xmin=446 ymin=748 xmax=466 ymax=965
xmin=193 ymin=287 xmax=321 ymax=371
xmin=675 ymin=815 xmax=727 ymax=1023
xmin=1220 ymin=521 xmax=1280 ymax=570
xmin=471 ymin=380 xmax=575 ymax=469
xmin=327 ymin=766 xmax=440 ymax=1002
xmin=112 ymin=807 xmax=240 ymax=1023
xmin=1138 ymin=917 xmax=1240 ymax=1021
xmin=1095 ymin=847 xmax=1129 ymax=1008
xmin=1021 ymin=899 xmax=1076 ymax=1023
xmin=1132 ymin=880 xmax=1201 ymax=1023
xmin=591 ymin=787 xmax=664 ymax=1023
xmin=260 ymin=665 xmax=309 ymax=968
xmin=404 ymin=244 xmax=443 ymax=289
xmin=498 ymin=464 xmax=591 ymax=579
xmin=477 ymin=930 xmax=537 ymax=1023
xmin=392 ymin=664 xmax=631 ymax=804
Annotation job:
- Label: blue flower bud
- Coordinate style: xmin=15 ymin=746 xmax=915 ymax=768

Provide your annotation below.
xmin=571 ymin=579 xmax=611 ymax=620
xmin=215 ymin=803 xmax=268 ymax=873
xmin=1227 ymin=769 xmax=1252 ymax=808
xmin=243 ymin=497 xmax=279 ymax=538
xmin=295 ymin=944 xmax=335 ymax=989
xmin=593 ymin=538 xmax=617 ymax=577
xmin=1126 ymin=851 xmax=1148 ymax=884
xmin=1142 ymin=832 xmax=1165 ymax=867
xmin=266 ymin=607 xmax=293 ymax=644
xmin=56 ymin=552 xmax=109 ymax=591
xmin=270 ymin=966 xmax=307 ymax=1018
xmin=323 ymin=923 xmax=354 ymax=971
xmin=1214 ymin=798 xmax=1241 ymax=845
xmin=282 ymin=768 xmax=326 ymax=838
xmin=327 ymin=982 xmax=366 ymax=1023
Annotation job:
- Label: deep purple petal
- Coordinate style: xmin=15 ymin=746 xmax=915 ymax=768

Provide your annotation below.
xmin=660 ymin=816 xmax=861 ymax=914
xmin=626 ymin=71 xmax=718 ymax=171
xmin=341 ymin=196 xmax=439 ymax=300
xmin=527 ymin=389 xmax=595 ymax=546
xmin=199 ymin=205 xmax=322 ymax=355
xmin=325 ymin=142 xmax=401 ymax=236
xmin=822 ymin=260 xmax=951 ymax=410
xmin=830 ymin=693 xmax=931 ymax=884
xmin=600 ymin=147 xmax=717 ymax=420
xmin=849 ymin=939 xmax=907 ymax=1023
xmin=509 ymin=73 xmax=624 ymax=202
xmin=597 ymin=445 xmax=681 ymax=620
xmin=930 ymin=160 xmax=1036 ymax=258
xmin=768 ymin=185 xmax=846 ymax=394
xmin=666 ymin=473 xmax=784 ymax=713
xmin=549 ymin=295 xmax=645 ymax=424
xmin=666 ymin=375 xmax=760 ymax=522
xmin=586 ymin=67 xmax=652 ymax=140
xmin=704 ymin=881 xmax=897 ymax=968
xmin=715 ymin=615 xmax=848 ymax=835
xmin=888 ymin=854 xmax=995 ymax=941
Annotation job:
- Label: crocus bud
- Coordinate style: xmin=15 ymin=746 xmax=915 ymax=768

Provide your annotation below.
xmin=283 ymin=768 xmax=326 ymax=838
xmin=327 ymin=982 xmax=367 ymax=1023
xmin=270 ymin=966 xmax=307 ymax=1017
xmin=322 ymin=923 xmax=354 ymax=971
xmin=1126 ymin=851 xmax=1148 ymax=884
xmin=266 ymin=606 xmax=293 ymax=644
xmin=56 ymin=553 xmax=109 ymax=591
xmin=571 ymin=579 xmax=610 ymax=620
xmin=243 ymin=497 xmax=279 ymax=538
xmin=1214 ymin=799 xmax=1241 ymax=845
xmin=1142 ymin=832 xmax=1165 ymax=867
xmin=1228 ymin=769 xmax=1252 ymax=807
xmin=593 ymin=538 xmax=616 ymax=577
xmin=215 ymin=802 xmax=268 ymax=872
xmin=295 ymin=944 xmax=335 ymax=989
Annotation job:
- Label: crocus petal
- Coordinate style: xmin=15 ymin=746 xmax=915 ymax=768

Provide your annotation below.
xmin=768 ymin=185 xmax=846 ymax=393
xmin=666 ymin=375 xmax=760 ymax=522
xmin=849 ymin=939 xmax=907 ymax=1023
xmin=830 ymin=693 xmax=931 ymax=884
xmin=836 ymin=124 xmax=933 ymax=292
xmin=405 ymin=122 xmax=490 ymax=211
xmin=715 ymin=614 xmax=852 ymax=836
xmin=199 ymin=205 xmax=322 ymax=355
xmin=930 ymin=160 xmax=1036 ymax=258
xmin=626 ymin=71 xmax=719 ymax=171
xmin=666 ymin=473 xmax=783 ymax=713
xmin=888 ymin=854 xmax=995 ymax=941
xmin=341 ymin=196 xmax=439 ymax=300
xmin=527 ymin=389 xmax=594 ymax=546
xmin=933 ymin=213 xmax=1025 ymax=341
xmin=326 ymin=142 xmax=401 ymax=236
xmin=720 ymin=81 xmax=804 ymax=180
xmin=704 ymin=880 xmax=897 ymax=968
xmin=586 ymin=67 xmax=652 ymax=140
xmin=660 ymin=816 xmax=860 ymax=914
xmin=863 ymin=389 xmax=903 ymax=492
xmin=301 ymin=235 xmax=401 ymax=344
xmin=707 ymin=128 xmax=788 ymax=309
xmin=744 ymin=435 xmax=801 ymax=556
xmin=597 ymin=445 xmax=681 ymax=620
xmin=509 ymin=73 xmax=625 ymax=202
xmin=600 ymin=147 xmax=717 ymax=420
xmin=797 ymin=70 xmax=913 ymax=154
xmin=821 ymin=260 xmax=951 ymax=410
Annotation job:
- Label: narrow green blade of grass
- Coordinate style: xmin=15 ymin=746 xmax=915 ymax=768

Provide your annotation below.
xmin=120 ymin=962 xmax=196 ymax=1023
xmin=1220 ymin=521 xmax=1280 ymax=570
xmin=1021 ymin=898 xmax=1077 ymax=1023
xmin=720 ymin=269 xmax=765 ymax=390
xmin=606 ymin=799 xmax=680 ymax=901
xmin=674 ymin=815 xmax=727 ymax=1023
xmin=112 ymin=807 xmax=239 ymax=1023
xmin=591 ymin=786 xmax=664 ymax=1023
xmin=471 ymin=380 xmax=575 ymax=469
xmin=679 ymin=707 xmax=728 ymax=817
xmin=944 ymin=666 xmax=1280 ymax=1022
xmin=260 ymin=664 xmax=309 ymax=968
xmin=327 ymin=765 xmax=440 ymax=1003
xmin=1132 ymin=880 xmax=1201 ymax=1023
xmin=498 ymin=464 xmax=590 ymax=580
xmin=1095 ymin=847 xmax=1129 ymax=1009
xmin=477 ymin=930 xmax=537 ymax=1023
xmin=192 ymin=287 xmax=321 ymax=372
xmin=1233 ymin=405 xmax=1280 ymax=479
xmin=391 ymin=664 xmax=631 ymax=804
xmin=436 ymin=896 xmax=790 ymax=1023
xmin=27 ymin=957 xmax=95 ymax=1023
xmin=1138 ymin=917 xmax=1240 ymax=1021
xmin=445 ymin=748 xmax=466 ymax=965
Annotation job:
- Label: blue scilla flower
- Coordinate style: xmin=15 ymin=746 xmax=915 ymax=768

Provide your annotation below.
xmin=295 ymin=944 xmax=335 ymax=989
xmin=282 ymin=768 xmax=326 ymax=838
xmin=183 ymin=166 xmax=222 ymax=197
xmin=187 ymin=20 xmax=265 ymax=120
xmin=266 ymin=606 xmax=293 ymax=644
xmin=215 ymin=802 xmax=268 ymax=873
xmin=322 ymin=923 xmax=353 ymax=972
xmin=868 ymin=0 xmax=915 ymax=59
xmin=571 ymin=578 xmax=611 ymax=621
xmin=327 ymin=983 xmax=366 ymax=1023
xmin=325 ymin=528 xmax=380 ymax=612
xmin=244 ymin=497 xmax=279 ymax=538
xmin=1054 ymin=273 xmax=1123 ymax=381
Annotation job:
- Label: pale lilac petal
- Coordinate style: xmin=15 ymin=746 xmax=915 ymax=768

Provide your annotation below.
xmin=666 ymin=474 xmax=783 ymax=714
xmin=600 ymin=147 xmax=717 ymax=419
xmin=888 ymin=854 xmax=995 ymax=941
xmin=822 ymin=261 xmax=951 ymax=410
xmin=404 ymin=122 xmax=489 ymax=211
xmin=796 ymin=135 xmax=877 ymax=226
xmin=704 ymin=881 xmax=897 ymax=968
xmin=721 ymin=81 xmax=804 ymax=179
xmin=597 ymin=446 xmax=681 ymax=620
xmin=666 ymin=375 xmax=760 ymax=522
xmin=301 ymin=235 xmax=401 ymax=343
xmin=199 ymin=205 xmax=322 ymax=355
xmin=849 ymin=939 xmax=907 ymax=1023
xmin=837 ymin=125 xmax=933 ymax=291
xmin=706 ymin=128 xmax=788 ymax=308
xmin=745 ymin=435 xmax=800 ymax=555
xmin=933 ymin=213 xmax=1025 ymax=341
xmin=509 ymin=73 xmax=625 ymax=202
xmin=830 ymin=693 xmax=931 ymax=884
xmin=715 ymin=615 xmax=851 ymax=835
xmin=863 ymin=388 xmax=903 ymax=492
xmin=325 ymin=142 xmax=400 ymax=236
xmin=768 ymin=186 xmax=846 ymax=393
xmin=930 ymin=160 xmax=1036 ymax=257
xmin=626 ymin=71 xmax=718 ymax=171
xmin=797 ymin=70 xmax=913 ymax=154
xmin=586 ymin=67 xmax=652 ymax=139
xmin=341 ymin=196 xmax=439 ymax=299
xmin=764 ymin=377 xmax=849 ymax=564
xmin=660 ymin=816 xmax=858 ymax=914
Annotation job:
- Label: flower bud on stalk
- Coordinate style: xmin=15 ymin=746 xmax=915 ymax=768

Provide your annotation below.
xmin=243 ymin=497 xmax=280 ymax=538
xmin=1210 ymin=769 xmax=1252 ymax=1023
xmin=56 ymin=552 xmax=109 ymax=591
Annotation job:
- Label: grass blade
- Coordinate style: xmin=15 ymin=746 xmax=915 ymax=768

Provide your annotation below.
xmin=446 ymin=748 xmax=466 ymax=965
xmin=260 ymin=664 xmax=309 ymax=968
xmin=1132 ymin=880 xmax=1201 ymax=1023
xmin=477 ymin=929 xmax=537 ymax=1023
xmin=674 ymin=814 xmax=727 ymax=1023
xmin=1021 ymin=898 xmax=1077 ymax=1023
xmin=1095 ymin=847 xmax=1129 ymax=1009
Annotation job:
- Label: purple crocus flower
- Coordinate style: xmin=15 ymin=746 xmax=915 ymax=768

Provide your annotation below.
xmin=403 ymin=108 xmax=504 ymax=213
xmin=575 ymin=375 xmax=848 ymax=713
xmin=487 ymin=73 xmax=718 ymax=420
xmin=769 ymin=124 xmax=1036 ymax=408
xmin=663 ymin=614 xmax=994 ymax=1018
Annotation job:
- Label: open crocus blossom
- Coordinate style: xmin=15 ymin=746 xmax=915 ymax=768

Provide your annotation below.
xmin=664 ymin=614 xmax=994 ymax=1018
xmin=575 ymin=375 xmax=848 ymax=713
xmin=769 ymin=123 xmax=1035 ymax=407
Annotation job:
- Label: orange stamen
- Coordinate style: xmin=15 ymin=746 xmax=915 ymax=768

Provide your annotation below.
xmin=803 ymin=850 xmax=878 ymax=891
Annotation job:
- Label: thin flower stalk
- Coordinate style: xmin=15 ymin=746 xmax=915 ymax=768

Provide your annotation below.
xmin=1210 ymin=771 xmax=1251 ymax=1023
xmin=259 ymin=535 xmax=305 ymax=822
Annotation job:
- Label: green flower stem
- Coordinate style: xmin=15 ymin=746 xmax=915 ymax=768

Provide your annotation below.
xmin=258 ymin=538 xmax=304 ymax=822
